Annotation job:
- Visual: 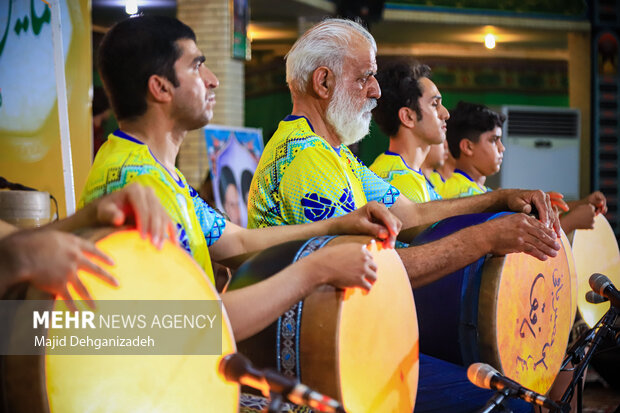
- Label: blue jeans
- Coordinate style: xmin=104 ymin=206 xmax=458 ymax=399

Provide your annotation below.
xmin=414 ymin=354 xmax=533 ymax=413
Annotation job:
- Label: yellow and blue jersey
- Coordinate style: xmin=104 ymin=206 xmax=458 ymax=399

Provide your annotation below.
xmin=439 ymin=169 xmax=491 ymax=199
xmin=370 ymin=151 xmax=441 ymax=203
xmin=426 ymin=170 xmax=446 ymax=195
xmin=247 ymin=116 xmax=399 ymax=228
xmin=80 ymin=131 xmax=226 ymax=283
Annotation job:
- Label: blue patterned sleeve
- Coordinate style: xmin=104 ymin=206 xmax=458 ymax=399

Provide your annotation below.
xmin=189 ymin=187 xmax=227 ymax=246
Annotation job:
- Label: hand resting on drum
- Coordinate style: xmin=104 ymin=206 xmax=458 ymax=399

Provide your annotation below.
xmin=51 ymin=182 xmax=178 ymax=249
xmin=210 ymin=200 xmax=401 ymax=268
xmin=221 ymin=242 xmax=378 ymax=340
xmin=0 ymin=183 xmax=177 ymax=309
xmin=0 ymin=229 xmax=116 ymax=310
xmin=328 ymin=201 xmax=402 ymax=249
xmin=478 ymin=213 xmax=560 ymax=260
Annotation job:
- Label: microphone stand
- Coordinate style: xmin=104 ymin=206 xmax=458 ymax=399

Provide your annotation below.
xmin=559 ymin=305 xmax=619 ymax=413
xmin=478 ymin=389 xmax=511 ymax=413
xmin=265 ymin=392 xmax=285 ymax=413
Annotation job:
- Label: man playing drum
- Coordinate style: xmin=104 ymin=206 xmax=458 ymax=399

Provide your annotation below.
xmin=0 ymin=183 xmax=176 ymax=307
xmin=80 ymin=15 xmax=401 ymax=345
xmin=245 ymin=18 xmax=563 ymax=412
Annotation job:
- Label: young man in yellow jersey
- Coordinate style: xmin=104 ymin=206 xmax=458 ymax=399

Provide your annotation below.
xmin=421 ymin=140 xmax=449 ymax=195
xmin=369 ymin=61 xmax=443 ymax=203
xmin=442 ymin=101 xmax=505 ymax=198
xmin=444 ymin=101 xmax=607 ymax=232
xmin=81 ymin=15 xmax=403 ymax=344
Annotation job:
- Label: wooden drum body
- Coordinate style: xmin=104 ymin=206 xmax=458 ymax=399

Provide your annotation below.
xmin=1 ymin=229 xmax=238 ymax=413
xmin=412 ymin=213 xmax=577 ymax=394
xmin=230 ymin=236 xmax=419 ymax=413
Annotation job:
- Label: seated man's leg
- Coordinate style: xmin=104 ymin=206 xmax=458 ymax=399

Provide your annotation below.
xmin=415 ymin=354 xmax=533 ymax=413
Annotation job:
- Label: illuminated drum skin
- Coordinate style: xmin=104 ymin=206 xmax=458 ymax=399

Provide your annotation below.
xmin=231 ymin=236 xmax=419 ymax=413
xmin=412 ymin=213 xmax=576 ymax=394
xmin=571 ymin=214 xmax=620 ymax=327
xmin=4 ymin=229 xmax=239 ymax=413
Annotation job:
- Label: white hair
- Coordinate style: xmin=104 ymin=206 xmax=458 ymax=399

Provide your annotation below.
xmin=285 ymin=18 xmax=377 ymax=96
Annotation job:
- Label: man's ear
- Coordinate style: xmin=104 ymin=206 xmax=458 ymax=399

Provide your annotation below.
xmin=460 ymin=139 xmax=475 ymax=156
xmin=311 ymin=66 xmax=334 ymax=99
xmin=398 ymin=107 xmax=416 ymax=129
xmin=147 ymin=74 xmax=173 ymax=103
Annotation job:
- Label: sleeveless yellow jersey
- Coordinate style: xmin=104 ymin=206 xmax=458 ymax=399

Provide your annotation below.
xmin=439 ymin=169 xmax=491 ymax=199
xmin=80 ymin=131 xmax=226 ymax=284
xmin=369 ymin=152 xmax=441 ymax=203
xmin=247 ymin=116 xmax=399 ymax=228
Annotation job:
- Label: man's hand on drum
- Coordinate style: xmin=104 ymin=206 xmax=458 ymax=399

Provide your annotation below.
xmin=303 ymin=243 xmax=378 ymax=292
xmin=481 ymin=213 xmax=560 ymax=261
xmin=0 ymin=229 xmax=116 ymax=310
xmin=503 ymin=189 xmax=562 ymax=236
xmin=330 ymin=201 xmax=402 ymax=249
xmin=54 ymin=183 xmax=177 ymax=249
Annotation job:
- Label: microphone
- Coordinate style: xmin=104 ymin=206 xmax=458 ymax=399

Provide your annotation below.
xmin=219 ymin=352 xmax=346 ymax=413
xmin=585 ymin=290 xmax=608 ymax=304
xmin=467 ymin=363 xmax=560 ymax=410
xmin=589 ymin=273 xmax=620 ymax=308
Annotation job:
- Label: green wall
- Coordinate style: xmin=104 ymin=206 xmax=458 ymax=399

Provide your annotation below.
xmin=245 ymin=90 xmax=568 ymax=165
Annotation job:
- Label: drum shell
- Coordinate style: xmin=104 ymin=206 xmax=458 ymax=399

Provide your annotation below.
xmin=0 ymin=228 xmax=238 ymax=413
xmin=230 ymin=235 xmax=419 ymax=411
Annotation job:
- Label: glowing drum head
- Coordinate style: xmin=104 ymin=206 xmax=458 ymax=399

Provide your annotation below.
xmin=44 ymin=229 xmax=238 ymax=412
xmin=233 ymin=236 xmax=418 ymax=413
xmin=479 ymin=231 xmax=576 ymax=394
xmin=571 ymin=214 xmax=620 ymax=327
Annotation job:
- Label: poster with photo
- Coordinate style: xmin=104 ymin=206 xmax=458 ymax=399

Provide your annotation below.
xmin=204 ymin=125 xmax=263 ymax=228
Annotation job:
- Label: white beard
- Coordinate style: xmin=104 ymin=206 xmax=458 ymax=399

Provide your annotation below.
xmin=326 ymin=86 xmax=377 ymax=146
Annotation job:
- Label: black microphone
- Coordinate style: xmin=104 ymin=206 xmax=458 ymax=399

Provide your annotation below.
xmin=589 ymin=273 xmax=620 ymax=308
xmin=586 ymin=290 xmax=609 ymax=304
xmin=219 ymin=352 xmax=346 ymax=413
xmin=467 ymin=363 xmax=560 ymax=411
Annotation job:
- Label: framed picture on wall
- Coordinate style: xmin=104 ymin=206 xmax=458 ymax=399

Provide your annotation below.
xmin=231 ymin=0 xmax=250 ymax=60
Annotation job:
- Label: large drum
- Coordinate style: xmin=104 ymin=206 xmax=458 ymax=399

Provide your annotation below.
xmin=0 ymin=229 xmax=238 ymax=413
xmin=570 ymin=213 xmax=620 ymax=327
xmin=411 ymin=213 xmax=577 ymax=394
xmin=230 ymin=235 xmax=419 ymax=413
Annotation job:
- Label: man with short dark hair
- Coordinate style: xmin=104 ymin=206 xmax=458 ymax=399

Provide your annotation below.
xmin=370 ymin=60 xmax=444 ymax=203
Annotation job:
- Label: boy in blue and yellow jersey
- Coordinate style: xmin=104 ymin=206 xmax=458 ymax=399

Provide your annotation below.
xmin=441 ymin=101 xmax=505 ymax=198
xmin=444 ymin=101 xmax=608 ymax=232
xmin=421 ymin=140 xmax=450 ymax=195
xmin=82 ymin=15 xmax=403 ymax=349
xmin=369 ymin=61 xmax=445 ymax=203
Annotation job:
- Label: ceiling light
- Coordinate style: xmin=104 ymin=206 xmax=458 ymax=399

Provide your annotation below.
xmin=485 ymin=33 xmax=496 ymax=49
xmin=125 ymin=0 xmax=138 ymax=15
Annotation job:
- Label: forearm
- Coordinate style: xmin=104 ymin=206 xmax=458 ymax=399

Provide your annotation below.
xmin=221 ymin=260 xmax=319 ymax=340
xmin=45 ymin=206 xmax=96 ymax=233
xmin=390 ymin=190 xmax=512 ymax=229
xmin=0 ymin=220 xmax=18 ymax=238
xmin=397 ymin=225 xmax=491 ymax=288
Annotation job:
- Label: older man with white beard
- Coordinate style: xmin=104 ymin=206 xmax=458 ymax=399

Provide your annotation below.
xmin=246 ymin=18 xmax=556 ymax=412
xmin=248 ymin=19 xmax=560 ymax=288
